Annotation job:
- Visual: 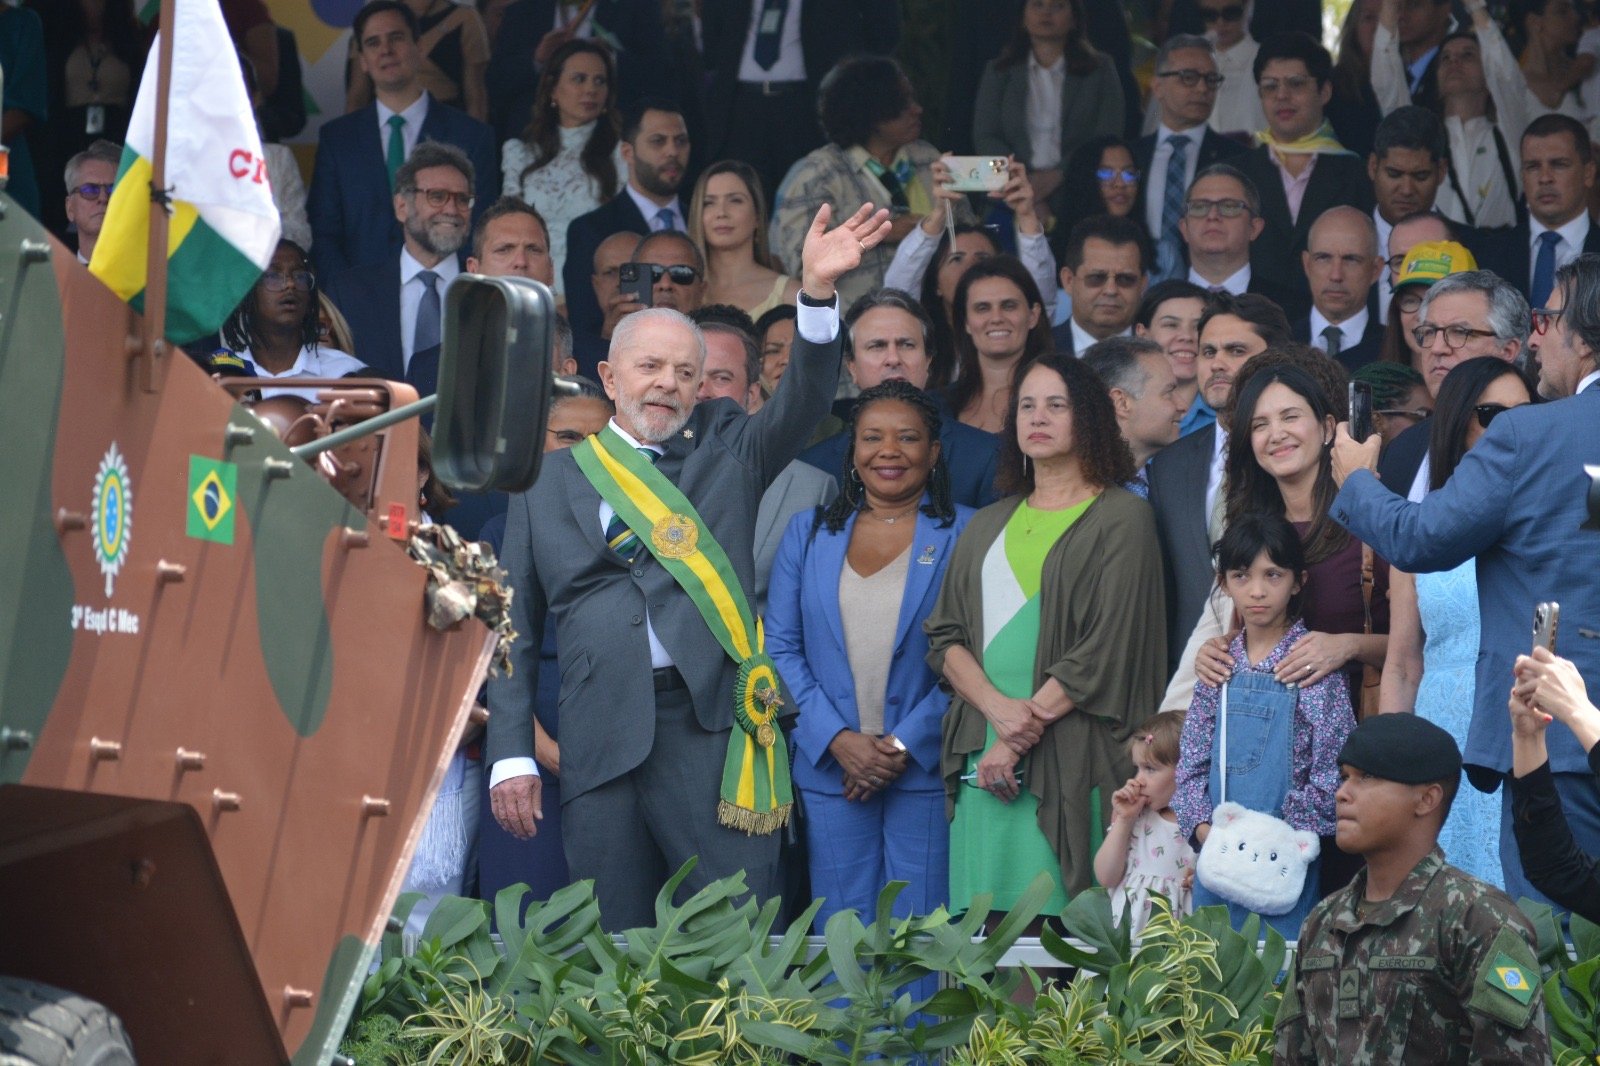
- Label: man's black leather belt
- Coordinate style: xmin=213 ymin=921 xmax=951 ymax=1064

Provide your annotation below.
xmin=738 ymin=79 xmax=807 ymax=96
xmin=653 ymin=666 xmax=687 ymax=692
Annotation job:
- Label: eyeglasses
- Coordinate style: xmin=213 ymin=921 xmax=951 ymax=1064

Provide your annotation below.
xmin=1394 ymin=290 xmax=1426 ymax=314
xmin=1474 ymin=403 xmax=1510 ymax=429
xmin=73 ymin=182 xmax=115 ymax=201
xmin=1412 ymin=323 xmax=1499 ymax=349
xmin=1259 ymin=75 xmax=1315 ymax=95
xmin=1375 ymin=406 xmax=1432 ymax=422
xmin=1185 ymin=197 xmax=1252 ymax=218
xmin=1096 ymin=167 xmax=1140 ymax=184
xmin=407 ymin=187 xmax=475 ymax=210
xmin=261 ymin=270 xmax=315 ymax=291
xmin=639 ymin=262 xmax=701 ymax=285
xmin=1157 ymin=68 xmax=1225 ymax=89
xmin=1385 ymin=252 xmax=1409 ymax=272
xmin=1079 ymin=271 xmax=1142 ymax=289
xmin=1199 ymin=4 xmax=1246 ymax=21
xmin=1531 ymin=307 xmax=1565 ymax=334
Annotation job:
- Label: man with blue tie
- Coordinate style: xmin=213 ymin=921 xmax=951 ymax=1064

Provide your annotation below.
xmin=307 ymin=0 xmax=497 ymax=279
xmin=1474 ymin=114 xmax=1600 ymax=307
xmin=1327 ymin=252 xmax=1600 ymax=908
xmin=563 ymin=100 xmax=693 ymax=340
xmin=322 ymin=142 xmax=474 ymax=397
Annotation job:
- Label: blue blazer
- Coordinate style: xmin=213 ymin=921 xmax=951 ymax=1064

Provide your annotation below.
xmin=765 ymin=501 xmax=974 ymax=794
xmin=321 ymin=256 xmax=440 ymax=394
xmin=307 ymin=96 xmax=498 ymax=279
xmin=1331 ymin=387 xmax=1600 ymax=776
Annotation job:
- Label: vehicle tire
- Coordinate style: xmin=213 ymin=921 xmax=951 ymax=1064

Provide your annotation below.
xmin=0 ymin=978 xmax=135 ymax=1066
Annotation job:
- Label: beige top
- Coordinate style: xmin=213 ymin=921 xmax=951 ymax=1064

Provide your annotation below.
xmin=839 ymin=544 xmax=910 ymax=737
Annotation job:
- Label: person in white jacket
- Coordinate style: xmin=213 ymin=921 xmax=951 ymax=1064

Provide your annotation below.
xmin=1371 ymin=0 xmax=1533 ymax=229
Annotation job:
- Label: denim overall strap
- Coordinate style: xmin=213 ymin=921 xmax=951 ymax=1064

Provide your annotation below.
xmin=1209 ymin=668 xmax=1298 ymax=818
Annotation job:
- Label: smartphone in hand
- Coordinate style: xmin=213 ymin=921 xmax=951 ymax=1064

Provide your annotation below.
xmin=617 ymin=262 xmax=653 ymax=308
xmin=1349 ymin=381 xmax=1374 ymax=443
xmin=1533 ymin=602 xmax=1560 ymax=653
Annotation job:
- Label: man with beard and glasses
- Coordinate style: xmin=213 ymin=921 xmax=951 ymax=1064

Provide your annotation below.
xmin=488 ymin=202 xmax=892 ymax=930
xmin=323 ymin=141 xmax=476 ymax=397
xmin=563 ymin=99 xmax=693 ymax=339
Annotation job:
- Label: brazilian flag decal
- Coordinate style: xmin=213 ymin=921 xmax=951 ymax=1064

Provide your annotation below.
xmin=187 ymin=455 xmax=236 ymax=544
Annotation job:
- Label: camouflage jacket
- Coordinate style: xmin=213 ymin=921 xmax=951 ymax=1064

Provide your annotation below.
xmin=1273 ymin=848 xmax=1550 ymax=1065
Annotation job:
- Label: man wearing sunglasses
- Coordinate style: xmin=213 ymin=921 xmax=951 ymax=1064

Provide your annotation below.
xmin=1136 ymin=35 xmax=1245 ymax=283
xmin=1197 ymin=0 xmax=1268 ymax=139
xmin=624 ymin=231 xmax=707 ymax=317
xmin=1329 ymin=252 xmax=1600 ymax=914
xmin=63 ymin=140 xmax=121 ymax=267
xmin=1051 ymin=215 xmax=1148 ymax=357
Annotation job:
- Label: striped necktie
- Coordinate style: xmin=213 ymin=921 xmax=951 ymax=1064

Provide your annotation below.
xmin=605 ymin=447 xmax=661 ymax=560
xmin=1155 ymin=135 xmax=1189 ymax=280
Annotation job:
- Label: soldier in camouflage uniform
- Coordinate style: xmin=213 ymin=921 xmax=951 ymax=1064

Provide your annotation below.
xmin=1274 ymin=714 xmax=1550 ymax=1064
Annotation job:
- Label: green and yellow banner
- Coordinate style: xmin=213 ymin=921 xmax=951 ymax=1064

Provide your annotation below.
xmin=574 ymin=428 xmax=793 ymax=835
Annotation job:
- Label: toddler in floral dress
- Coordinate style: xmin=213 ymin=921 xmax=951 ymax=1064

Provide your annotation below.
xmin=1093 ymin=710 xmax=1194 ymax=935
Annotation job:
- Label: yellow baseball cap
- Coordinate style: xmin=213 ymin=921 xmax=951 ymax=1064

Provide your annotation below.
xmin=1394 ymin=240 xmax=1478 ymax=290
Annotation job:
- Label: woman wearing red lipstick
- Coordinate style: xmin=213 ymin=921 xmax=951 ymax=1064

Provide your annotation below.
xmin=688 ymin=160 xmax=799 ymax=321
xmin=927 ymin=352 xmax=1166 ymax=914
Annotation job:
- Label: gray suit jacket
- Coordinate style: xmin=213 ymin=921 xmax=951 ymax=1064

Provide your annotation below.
xmin=1146 ymin=424 xmax=1217 ymax=677
xmin=972 ymin=51 xmax=1125 ymax=172
xmin=488 ymin=327 xmax=841 ymax=800
xmin=752 ymin=460 xmax=838 ymax=615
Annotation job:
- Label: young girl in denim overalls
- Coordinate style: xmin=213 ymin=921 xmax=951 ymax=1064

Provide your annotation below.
xmin=1172 ymin=513 xmax=1357 ymax=938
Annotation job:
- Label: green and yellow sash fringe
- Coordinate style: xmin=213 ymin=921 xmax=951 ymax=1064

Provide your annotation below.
xmin=573 ymin=428 xmax=793 ymax=835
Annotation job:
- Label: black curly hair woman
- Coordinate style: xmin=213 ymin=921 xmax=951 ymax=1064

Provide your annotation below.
xmin=814 ymin=380 xmax=957 ymax=536
xmin=220 ymin=239 xmax=369 ymax=388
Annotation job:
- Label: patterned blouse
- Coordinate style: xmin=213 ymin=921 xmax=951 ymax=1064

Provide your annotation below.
xmin=1172 ymin=619 xmax=1356 ymax=840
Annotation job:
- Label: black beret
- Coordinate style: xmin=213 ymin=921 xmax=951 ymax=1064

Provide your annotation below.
xmin=1338 ymin=713 xmax=1462 ymax=785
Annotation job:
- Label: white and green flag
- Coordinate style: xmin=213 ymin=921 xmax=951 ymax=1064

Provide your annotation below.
xmin=91 ymin=0 xmax=280 ymax=344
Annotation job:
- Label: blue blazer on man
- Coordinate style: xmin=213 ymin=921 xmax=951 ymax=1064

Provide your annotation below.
xmin=322 ymin=256 xmax=440 ymax=397
xmin=765 ymin=502 xmax=974 ymax=795
xmin=307 ymin=95 xmax=498 ymax=279
xmin=1331 ymin=386 xmax=1600 ymax=776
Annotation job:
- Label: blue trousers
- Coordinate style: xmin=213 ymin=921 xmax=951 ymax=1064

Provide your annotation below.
xmin=801 ymin=785 xmax=949 ymax=931
xmin=1499 ymin=769 xmax=1600 ymax=910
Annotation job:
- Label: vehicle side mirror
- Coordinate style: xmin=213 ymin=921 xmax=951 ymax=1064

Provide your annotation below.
xmin=434 ymin=274 xmax=556 ymax=494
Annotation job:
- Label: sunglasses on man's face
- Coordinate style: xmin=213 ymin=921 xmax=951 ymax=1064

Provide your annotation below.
xmin=639 ymin=263 xmax=701 ymax=285
xmin=1199 ymin=4 xmax=1246 ymax=22
xmin=74 ymin=182 xmax=115 ymax=201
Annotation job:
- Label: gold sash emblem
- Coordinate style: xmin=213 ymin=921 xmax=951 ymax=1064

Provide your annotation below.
xmin=651 ymin=513 xmax=699 ymax=558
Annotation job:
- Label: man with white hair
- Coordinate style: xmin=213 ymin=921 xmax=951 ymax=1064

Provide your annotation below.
xmin=487 ymin=203 xmax=891 ymax=929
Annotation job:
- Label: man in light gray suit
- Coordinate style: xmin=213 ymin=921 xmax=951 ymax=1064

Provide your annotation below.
xmin=487 ymin=203 xmax=892 ymax=929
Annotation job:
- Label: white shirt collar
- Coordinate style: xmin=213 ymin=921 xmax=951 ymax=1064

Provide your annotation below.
xmin=1310 ymin=304 xmax=1369 ymax=342
xmin=1158 ymin=122 xmax=1202 ymax=148
xmin=1579 ymin=369 xmax=1600 ymax=395
xmin=376 ymin=90 xmax=429 ymax=134
xmin=625 ymin=184 xmax=682 ymax=230
xmin=1070 ymin=319 xmax=1127 ymax=355
xmin=1531 ymin=210 xmax=1590 ymax=252
xmin=400 ymin=245 xmax=461 ymax=288
xmin=607 ymin=416 xmax=665 ymax=453
xmin=1187 ymin=262 xmax=1251 ymax=294
xmin=1028 ymin=52 xmax=1065 ymax=76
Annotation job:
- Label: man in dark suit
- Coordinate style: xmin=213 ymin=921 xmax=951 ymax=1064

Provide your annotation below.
xmin=1232 ymin=32 xmax=1374 ymax=321
xmin=562 ymin=100 xmax=692 ymax=338
xmin=486 ymin=203 xmax=891 ymax=929
xmin=484 ymin=0 xmax=670 ymax=141
xmin=1050 ymin=215 xmax=1148 ymax=357
xmin=800 ymin=288 xmax=999 ymax=508
xmin=1176 ymin=163 xmax=1307 ymax=320
xmin=307 ymin=1 xmax=496 ymax=280
xmin=1136 ymin=34 xmax=1246 ymax=281
xmin=1474 ymin=114 xmax=1600 ymax=307
xmin=1328 ymin=252 xmax=1600 ymax=906
xmin=1382 ymin=0 xmax=1454 ymax=114
xmin=1368 ymin=107 xmax=1450 ymax=320
xmin=322 ymin=142 xmax=476 ymax=399
xmin=1293 ymin=205 xmax=1385 ymax=372
xmin=701 ymin=0 xmax=900 ymax=200
xmin=1147 ymin=292 xmax=1291 ymax=675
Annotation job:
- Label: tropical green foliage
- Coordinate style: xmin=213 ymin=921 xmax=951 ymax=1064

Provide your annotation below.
xmin=1526 ymin=904 xmax=1600 ymax=1066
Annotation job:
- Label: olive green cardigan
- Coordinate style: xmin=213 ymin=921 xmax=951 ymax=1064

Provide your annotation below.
xmin=924 ymin=488 xmax=1168 ymax=895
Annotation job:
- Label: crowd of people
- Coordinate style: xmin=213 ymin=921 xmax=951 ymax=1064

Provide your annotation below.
xmin=16 ymin=0 xmax=1600 ymax=1059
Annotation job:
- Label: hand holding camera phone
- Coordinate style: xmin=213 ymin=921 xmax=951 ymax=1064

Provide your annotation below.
xmin=1348 ymin=381 xmax=1374 ymax=444
xmin=942 ymin=156 xmax=1010 ymax=193
xmin=1533 ymin=602 xmax=1560 ymax=653
xmin=617 ymin=262 xmax=653 ymax=308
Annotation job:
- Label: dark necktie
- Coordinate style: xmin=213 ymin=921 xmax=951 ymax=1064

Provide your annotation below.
xmin=1531 ymin=231 xmax=1560 ymax=311
xmin=1320 ymin=324 xmax=1342 ymax=360
xmin=386 ymin=114 xmax=406 ymax=191
xmin=413 ymin=270 xmax=441 ymax=367
xmin=752 ymin=0 xmax=790 ymax=71
xmin=1156 ymin=135 xmax=1189 ymax=280
xmin=605 ymin=447 xmax=662 ymax=560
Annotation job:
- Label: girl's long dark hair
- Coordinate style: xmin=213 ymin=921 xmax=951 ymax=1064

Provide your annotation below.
xmin=1427 ymin=356 xmax=1537 ymax=491
xmin=222 ymin=239 xmax=320 ymax=355
xmin=1223 ymin=364 xmax=1348 ymax=565
xmin=517 ymin=39 xmax=620 ymax=200
xmin=814 ymin=381 xmax=955 ymax=536
xmin=1058 ymin=135 xmax=1135 ymax=235
xmin=995 ymin=352 xmax=1134 ymax=495
xmin=1214 ymin=511 xmax=1309 ymax=622
xmin=944 ymin=255 xmax=1053 ymax=423
xmin=918 ymin=224 xmax=1000 ymax=391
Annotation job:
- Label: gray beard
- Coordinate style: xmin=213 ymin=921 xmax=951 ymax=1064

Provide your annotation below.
xmin=617 ymin=392 xmax=690 ymax=443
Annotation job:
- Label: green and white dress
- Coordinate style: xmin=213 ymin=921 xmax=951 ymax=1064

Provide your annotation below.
xmin=949 ymin=498 xmax=1093 ymax=914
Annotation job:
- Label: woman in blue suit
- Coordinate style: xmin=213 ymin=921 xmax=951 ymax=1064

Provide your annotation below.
xmin=767 ymin=380 xmax=973 ymax=930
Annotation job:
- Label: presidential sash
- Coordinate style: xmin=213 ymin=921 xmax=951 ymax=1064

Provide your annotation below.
xmin=572 ymin=427 xmax=793 ymax=835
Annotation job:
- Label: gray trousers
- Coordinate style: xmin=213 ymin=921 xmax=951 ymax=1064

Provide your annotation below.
xmin=562 ymin=685 xmax=782 ymax=929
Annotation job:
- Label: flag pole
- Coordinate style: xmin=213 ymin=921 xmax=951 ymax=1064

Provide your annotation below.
xmin=140 ymin=0 xmax=177 ymax=391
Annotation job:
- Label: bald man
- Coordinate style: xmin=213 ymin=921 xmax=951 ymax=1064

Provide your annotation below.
xmin=1295 ymin=205 xmax=1386 ymax=372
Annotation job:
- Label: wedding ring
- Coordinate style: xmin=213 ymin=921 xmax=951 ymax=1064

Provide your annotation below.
xmin=859 ymin=239 xmax=868 ymax=252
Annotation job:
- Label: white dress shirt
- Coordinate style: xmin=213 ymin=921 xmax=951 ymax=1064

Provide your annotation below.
xmin=239 ymin=345 xmax=368 ymax=401
xmin=1376 ymin=207 xmax=1396 ymax=321
xmin=737 ymin=0 xmax=807 ymax=82
xmin=375 ymin=91 xmax=430 ymax=165
xmin=1310 ymin=305 xmax=1369 ymax=354
xmin=399 ymin=246 xmax=460 ymax=372
xmin=1188 ymin=261 xmax=1251 ymax=295
xmin=1209 ymin=34 xmax=1266 ymax=137
xmin=1579 ymin=369 xmax=1600 ymax=395
xmin=1529 ymin=212 xmax=1591 ymax=289
xmin=1026 ymin=53 xmax=1067 ymax=170
xmin=626 ymin=184 xmax=685 ymax=232
xmin=1069 ymin=319 xmax=1127 ymax=356
xmin=1145 ymin=124 xmax=1205 ymax=239
xmin=883 ymin=223 xmax=1060 ymax=312
xmin=1205 ymin=424 xmax=1228 ymax=525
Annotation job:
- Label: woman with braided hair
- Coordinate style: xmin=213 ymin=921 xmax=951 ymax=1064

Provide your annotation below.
xmin=1351 ymin=360 xmax=1431 ymax=450
xmin=765 ymin=380 xmax=972 ymax=934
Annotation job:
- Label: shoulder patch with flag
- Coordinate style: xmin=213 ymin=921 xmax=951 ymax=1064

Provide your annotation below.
xmin=90 ymin=0 xmax=281 ymax=344
xmin=1489 ymin=954 xmax=1534 ymax=1004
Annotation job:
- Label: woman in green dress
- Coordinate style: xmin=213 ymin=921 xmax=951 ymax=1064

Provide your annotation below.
xmin=926 ymin=351 xmax=1168 ymax=914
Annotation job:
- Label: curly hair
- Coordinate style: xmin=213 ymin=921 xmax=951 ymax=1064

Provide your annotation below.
xmin=818 ymin=54 xmax=915 ymax=149
xmin=814 ymin=380 xmax=956 ymax=536
xmin=996 ymin=352 xmax=1135 ymax=496
xmin=516 ymin=39 xmax=621 ymax=200
xmin=222 ymin=239 xmax=320 ymax=355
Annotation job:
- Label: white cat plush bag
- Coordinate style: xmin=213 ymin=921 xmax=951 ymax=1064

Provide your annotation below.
xmin=1195 ymin=685 xmax=1320 ymax=915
